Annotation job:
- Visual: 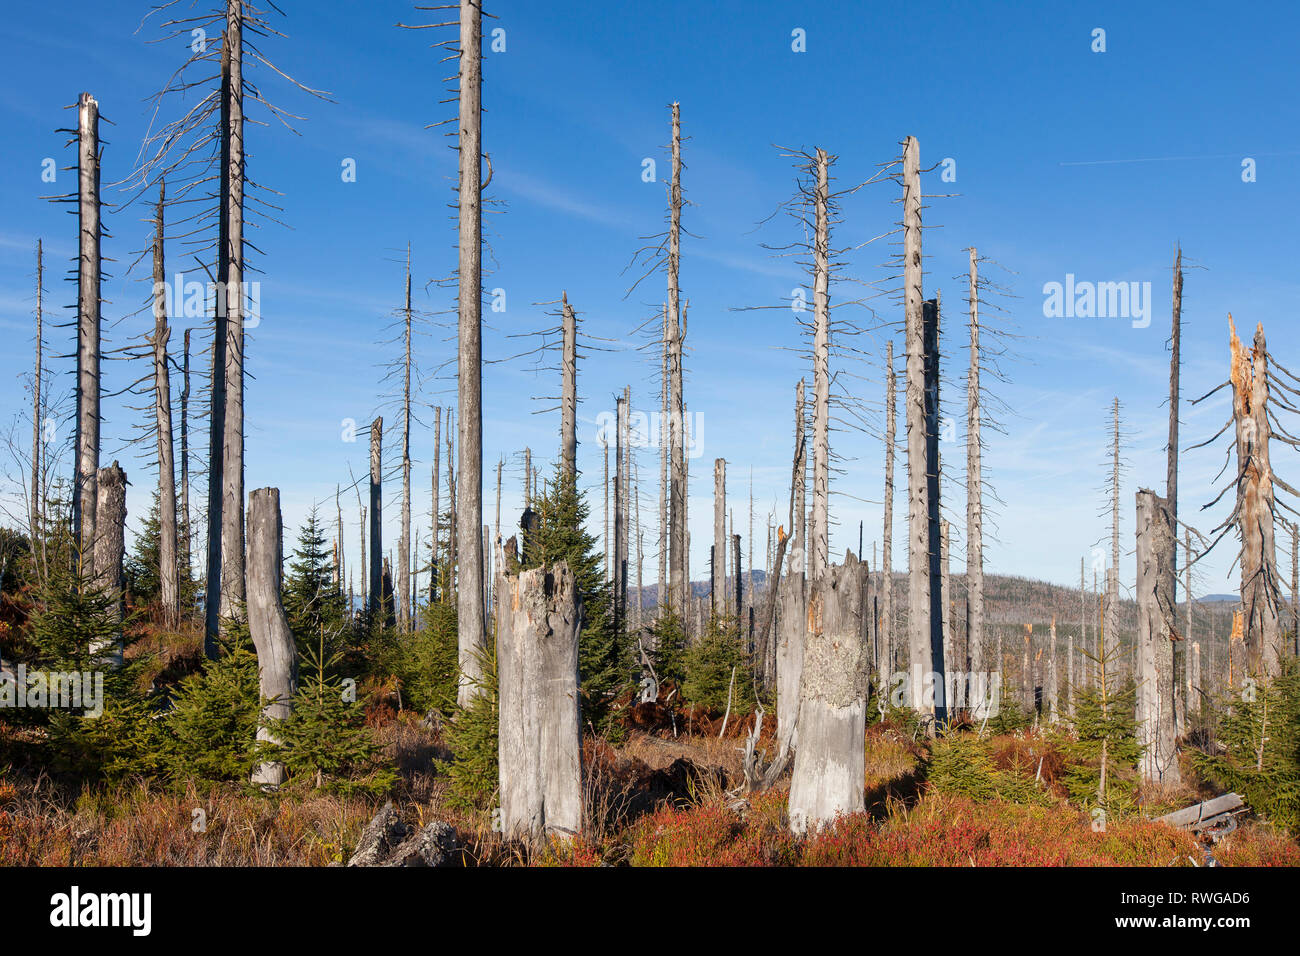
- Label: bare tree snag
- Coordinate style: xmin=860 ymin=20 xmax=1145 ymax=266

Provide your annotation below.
xmin=496 ymin=543 xmax=583 ymax=842
xmin=883 ymin=341 xmax=895 ymax=677
xmin=152 ymin=184 xmax=179 ymax=621
xmin=902 ymin=136 xmax=932 ymax=718
xmin=455 ymin=0 xmax=487 ymax=706
xmin=614 ymin=392 xmax=628 ymax=632
xmin=399 ymin=245 xmax=413 ymax=632
xmin=1228 ymin=317 xmax=1282 ymax=677
xmin=788 ymin=552 xmax=869 ymax=833
xmin=1166 ymin=246 xmax=1183 ymax=726
xmin=940 ymin=519 xmax=953 ymax=700
xmin=1136 ymin=489 xmax=1180 ymax=783
xmin=712 ymin=458 xmax=726 ymax=615
xmin=369 ymin=417 xmax=383 ymax=621
xmin=561 ymin=292 xmax=577 ymax=478
xmin=809 ymin=147 xmax=832 ymax=583
xmin=180 ymin=327 xmax=192 ymax=587
xmin=92 ymin=462 xmax=126 ymax=666
xmin=30 ymin=239 xmax=44 ymax=569
xmin=1106 ymin=398 xmax=1122 ymax=672
xmin=667 ymin=104 xmax=686 ymax=621
xmin=924 ymin=296 xmax=946 ymax=723
xmin=658 ymin=303 xmax=668 ymax=615
xmin=1047 ymin=618 xmax=1059 ymax=721
xmin=432 ymin=406 xmax=441 ymax=603
xmin=966 ymin=248 xmax=984 ymax=683
xmin=776 ymin=380 xmax=808 ymax=753
xmin=75 ymin=92 xmax=102 ymax=577
xmin=247 ymin=487 xmax=298 ymax=788
xmin=219 ymin=0 xmax=248 ymax=626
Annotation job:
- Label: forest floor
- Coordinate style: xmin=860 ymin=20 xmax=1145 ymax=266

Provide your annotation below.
xmin=2 ymin=709 xmax=1297 ymax=866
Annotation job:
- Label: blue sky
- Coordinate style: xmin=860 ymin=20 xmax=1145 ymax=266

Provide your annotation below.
xmin=2 ymin=0 xmax=1299 ymax=600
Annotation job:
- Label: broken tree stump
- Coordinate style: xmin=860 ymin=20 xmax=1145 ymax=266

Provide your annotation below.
xmin=247 ymin=487 xmax=298 ymax=788
xmin=1136 ymin=488 xmax=1180 ymax=784
xmin=788 ymin=551 xmax=870 ymax=833
xmin=496 ymin=539 xmax=583 ymax=842
xmin=92 ymin=461 xmax=126 ymax=667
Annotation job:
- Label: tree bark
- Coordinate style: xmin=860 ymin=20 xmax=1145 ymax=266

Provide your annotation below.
xmin=924 ymin=296 xmax=945 ymax=724
xmin=75 ymin=92 xmax=101 ymax=578
xmin=496 ymin=545 xmax=583 ymax=842
xmin=1136 ymin=488 xmax=1180 ymax=783
xmin=614 ymin=392 xmax=628 ymax=633
xmin=775 ymin=380 xmax=808 ymax=756
xmin=92 ymin=462 xmax=126 ymax=667
xmin=152 ymin=184 xmax=179 ymax=622
xmin=369 ymin=417 xmax=383 ymax=621
xmin=455 ymin=0 xmax=487 ymax=706
xmin=247 ymin=487 xmax=298 ymax=788
xmin=788 ymin=552 xmax=869 ymax=833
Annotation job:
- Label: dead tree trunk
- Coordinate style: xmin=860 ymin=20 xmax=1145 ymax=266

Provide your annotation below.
xmin=75 ymin=92 xmax=102 ymax=577
xmin=776 ymin=380 xmax=808 ymax=754
xmin=496 ymin=545 xmax=583 ymax=842
xmin=883 ymin=340 xmax=895 ymax=676
xmin=455 ymin=0 xmax=487 ymax=706
xmin=1106 ymin=398 xmax=1122 ymax=672
xmin=902 ymin=135 xmax=932 ymax=718
xmin=712 ymin=458 xmax=726 ymax=615
xmin=92 ymin=462 xmax=126 ymax=666
xmin=30 ymin=239 xmax=44 ymax=571
xmin=561 ymin=292 xmax=577 ymax=478
xmin=966 ymin=248 xmax=984 ymax=684
xmin=180 ymin=328 xmax=191 ymax=589
xmin=788 ymin=552 xmax=869 ymax=833
xmin=924 ymin=296 xmax=945 ymax=724
xmin=204 ymin=41 xmax=231 ymax=655
xmin=432 ymin=407 xmax=441 ymax=604
xmin=667 ymin=104 xmax=686 ymax=622
xmin=809 ymin=148 xmax=832 ymax=583
xmin=1166 ymin=246 xmax=1183 ymax=726
xmin=399 ymin=245 xmax=413 ymax=632
xmin=658 ymin=303 xmax=668 ymax=615
xmin=1047 ymin=618 xmax=1059 ymax=721
xmin=369 ymin=417 xmax=383 ymax=622
xmin=940 ymin=519 xmax=953 ymax=704
xmin=152 ymin=184 xmax=179 ymax=622
xmin=1136 ymin=488 xmax=1180 ymax=783
xmin=219 ymin=0 xmax=248 ymax=625
xmin=247 ymin=487 xmax=298 ymax=788
xmin=613 ymin=392 xmax=628 ymax=633
xmin=1229 ymin=317 xmax=1283 ymax=677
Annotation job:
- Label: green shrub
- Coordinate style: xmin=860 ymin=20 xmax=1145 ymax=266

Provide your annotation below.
xmin=682 ymin=615 xmax=754 ymax=714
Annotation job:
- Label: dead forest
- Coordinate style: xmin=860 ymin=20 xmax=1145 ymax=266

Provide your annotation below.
xmin=1 ymin=0 xmax=1299 ymax=869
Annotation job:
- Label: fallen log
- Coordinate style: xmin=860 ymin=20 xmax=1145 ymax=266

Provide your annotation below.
xmin=1156 ymin=792 xmax=1246 ymax=832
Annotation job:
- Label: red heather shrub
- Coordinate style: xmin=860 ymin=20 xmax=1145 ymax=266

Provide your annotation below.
xmin=1213 ymin=826 xmax=1300 ymax=867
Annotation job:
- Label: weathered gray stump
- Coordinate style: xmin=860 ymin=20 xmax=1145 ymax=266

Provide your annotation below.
xmin=496 ymin=540 xmax=582 ymax=842
xmin=1136 ymin=489 xmax=1180 ymax=784
xmin=788 ymin=552 xmax=869 ymax=833
xmin=92 ymin=461 xmax=126 ymax=667
xmin=247 ymin=487 xmax=298 ymax=788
